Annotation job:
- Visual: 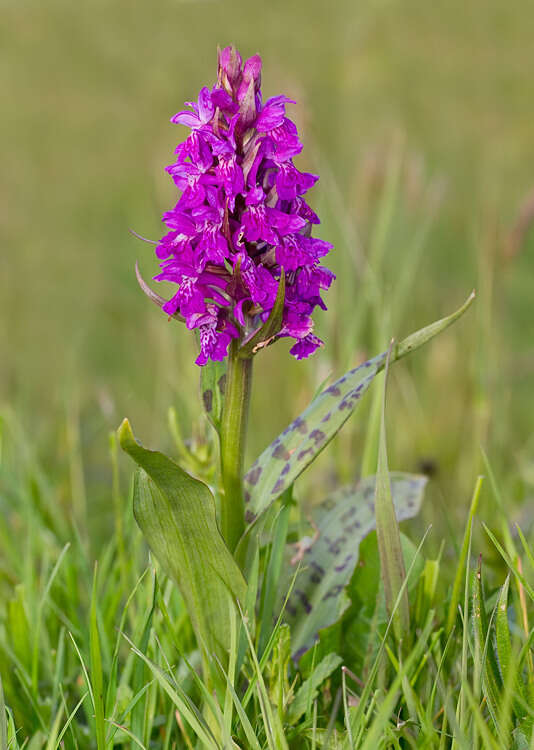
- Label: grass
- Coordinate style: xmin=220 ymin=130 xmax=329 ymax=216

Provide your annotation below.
xmin=1 ymin=0 xmax=534 ymax=745
xmin=1 ymin=401 xmax=533 ymax=747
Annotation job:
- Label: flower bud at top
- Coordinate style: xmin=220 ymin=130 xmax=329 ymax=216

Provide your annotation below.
xmin=218 ymin=45 xmax=243 ymax=92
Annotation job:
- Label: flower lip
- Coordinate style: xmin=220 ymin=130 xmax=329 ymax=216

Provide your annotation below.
xmin=151 ymin=45 xmax=334 ymax=365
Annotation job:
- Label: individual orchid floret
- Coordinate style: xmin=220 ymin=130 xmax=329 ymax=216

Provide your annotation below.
xmin=145 ymin=45 xmax=334 ymax=366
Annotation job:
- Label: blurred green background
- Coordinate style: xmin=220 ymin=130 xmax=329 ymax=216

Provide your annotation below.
xmin=1 ymin=0 xmax=533 ymax=542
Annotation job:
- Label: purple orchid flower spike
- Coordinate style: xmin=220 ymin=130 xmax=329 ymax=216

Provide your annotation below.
xmin=143 ymin=45 xmax=334 ymax=366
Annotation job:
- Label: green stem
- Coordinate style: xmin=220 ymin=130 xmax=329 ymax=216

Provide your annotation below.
xmin=220 ymin=341 xmax=253 ymax=553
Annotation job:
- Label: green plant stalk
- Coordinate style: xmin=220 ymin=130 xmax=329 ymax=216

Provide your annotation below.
xmin=220 ymin=341 xmax=253 ymax=552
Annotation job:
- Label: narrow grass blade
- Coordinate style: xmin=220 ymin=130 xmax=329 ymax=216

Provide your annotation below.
xmin=90 ymin=564 xmax=107 ymax=750
xmin=214 ymin=653 xmax=262 ymax=750
xmin=288 ymin=653 xmax=342 ymax=723
xmin=238 ymin=605 xmax=289 ymax=750
xmin=104 ymin=720 xmax=147 ymax=750
xmin=258 ymin=490 xmax=292 ymax=657
xmin=124 ymin=635 xmax=219 ymax=750
xmin=44 ymin=706 xmax=64 ymax=750
xmin=281 ymin=473 xmax=425 ymax=658
xmin=53 ymin=692 xmax=87 ymax=750
xmin=472 ymin=560 xmax=503 ymax=729
xmin=496 ymin=575 xmax=528 ymax=709
xmin=0 ymin=674 xmax=7 ymax=750
xmin=375 ymin=341 xmax=410 ymax=642
xmin=131 ymin=572 xmax=157 ymax=743
xmin=105 ymin=566 xmax=150 ymax=717
xmin=357 ymin=613 xmax=435 ymax=750
xmin=483 ymin=525 xmax=534 ymax=603
xmin=347 ymin=530 xmax=431 ymax=744
xmin=69 ymin=632 xmax=94 ymax=709
xmin=446 ymin=476 xmax=484 ymax=634
xmin=32 ymin=542 xmax=71 ymax=693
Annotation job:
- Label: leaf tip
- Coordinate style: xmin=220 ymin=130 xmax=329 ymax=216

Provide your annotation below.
xmin=117 ymin=418 xmax=136 ymax=455
xmin=461 ymin=289 xmax=476 ymax=313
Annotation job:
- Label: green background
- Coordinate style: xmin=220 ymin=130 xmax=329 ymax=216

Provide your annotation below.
xmin=2 ymin=0 xmax=533 ymax=538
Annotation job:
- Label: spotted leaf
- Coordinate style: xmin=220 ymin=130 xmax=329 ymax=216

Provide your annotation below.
xmin=281 ymin=473 xmax=427 ymax=660
xmin=243 ymin=353 xmax=385 ymax=524
xmin=243 ymin=291 xmax=474 ymax=523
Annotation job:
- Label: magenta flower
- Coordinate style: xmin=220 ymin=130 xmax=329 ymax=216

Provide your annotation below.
xmin=153 ymin=46 xmax=334 ymax=365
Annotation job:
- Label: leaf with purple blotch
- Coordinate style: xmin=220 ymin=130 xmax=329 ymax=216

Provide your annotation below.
xmin=242 ymin=291 xmax=474 ymax=523
xmin=243 ymin=352 xmax=385 ymax=524
xmin=280 ymin=473 xmax=427 ymax=660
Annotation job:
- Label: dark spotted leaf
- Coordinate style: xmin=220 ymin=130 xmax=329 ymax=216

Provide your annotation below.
xmin=243 ymin=291 xmax=474 ymax=524
xmin=200 ymin=360 xmax=227 ymax=434
xmin=281 ymin=473 xmax=427 ymax=660
xmin=118 ymin=419 xmax=246 ymax=665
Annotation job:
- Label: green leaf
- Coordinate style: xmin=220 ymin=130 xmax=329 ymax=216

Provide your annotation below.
xmin=287 ymin=652 xmax=342 ymax=723
xmin=495 ymin=576 xmax=512 ymax=690
xmin=89 ymin=565 xmax=106 ymax=750
xmin=281 ymin=473 xmax=427 ymax=659
xmin=266 ymin=623 xmax=292 ymax=710
xmin=375 ymin=342 xmax=409 ymax=642
xmin=118 ymin=419 xmax=247 ymax=665
xmin=123 ymin=635 xmax=219 ymax=750
xmin=472 ymin=559 xmax=504 ymax=725
xmin=239 ymin=271 xmax=286 ymax=359
xmin=258 ymin=489 xmax=292 ymax=657
xmin=446 ymin=476 xmax=484 ymax=634
xmin=243 ymin=292 xmax=474 ymax=524
xmin=243 ymin=353 xmax=383 ymax=524
xmin=495 ymin=575 xmax=529 ymax=721
xmin=7 ymin=585 xmax=31 ymax=672
xmin=394 ymin=289 xmax=475 ymax=361
xmin=131 ymin=573 xmax=157 ymax=742
xmin=345 ymin=530 xmax=424 ymax=672
xmin=0 ymin=673 xmax=7 ymax=750
xmin=200 ymin=359 xmax=227 ymax=434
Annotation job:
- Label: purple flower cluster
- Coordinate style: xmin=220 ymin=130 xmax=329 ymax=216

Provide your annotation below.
xmin=155 ymin=46 xmax=334 ymax=366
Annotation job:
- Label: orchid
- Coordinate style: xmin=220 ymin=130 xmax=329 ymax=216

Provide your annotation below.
xmin=149 ymin=45 xmax=334 ymax=366
xmin=121 ymin=45 xmax=474 ymax=707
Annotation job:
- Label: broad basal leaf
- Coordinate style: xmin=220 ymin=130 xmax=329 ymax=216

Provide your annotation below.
xmin=280 ymin=473 xmax=427 ymax=660
xmin=118 ymin=419 xmax=246 ymax=664
xmin=243 ymin=292 xmax=474 ymax=525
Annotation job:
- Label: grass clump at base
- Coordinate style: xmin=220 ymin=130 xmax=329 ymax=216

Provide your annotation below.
xmin=1 ymin=405 xmax=533 ymax=749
